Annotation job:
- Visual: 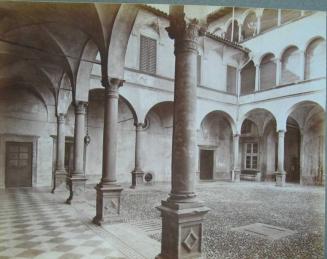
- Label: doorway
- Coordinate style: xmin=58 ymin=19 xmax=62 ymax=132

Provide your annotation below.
xmin=285 ymin=118 xmax=300 ymax=183
xmin=200 ymin=149 xmax=214 ymax=180
xmin=5 ymin=142 xmax=33 ymax=187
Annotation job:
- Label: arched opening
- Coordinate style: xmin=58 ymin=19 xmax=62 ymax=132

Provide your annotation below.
xmin=260 ymin=53 xmax=276 ymax=90
xmin=241 ymin=60 xmax=255 ymax=95
xmin=86 ymin=89 xmax=137 ymax=184
xmin=281 ymin=46 xmax=301 ymax=84
xmin=242 ymin=12 xmax=257 ymax=40
xmin=287 ymin=101 xmax=325 ymax=185
xmin=260 ymin=9 xmax=278 ymax=33
xmin=285 ymin=117 xmax=301 ymax=183
xmin=240 ymin=108 xmax=277 ymax=181
xmin=225 ymin=20 xmax=239 ymax=42
xmin=143 ymin=101 xmax=174 ymax=182
xmin=199 ymin=111 xmax=234 ymax=181
xmin=305 ymin=38 xmax=326 ymax=80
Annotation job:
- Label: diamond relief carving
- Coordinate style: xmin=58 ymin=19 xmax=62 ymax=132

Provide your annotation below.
xmin=182 ymin=229 xmax=198 ymax=252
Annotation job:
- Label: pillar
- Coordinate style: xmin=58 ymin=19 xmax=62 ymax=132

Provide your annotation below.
xmin=299 ymin=50 xmax=305 ymax=81
xmin=238 ymin=23 xmax=243 ymax=42
xmin=93 ymin=77 xmax=124 ymax=226
xmin=275 ymin=58 xmax=281 ymax=86
xmin=236 ymin=68 xmax=241 ymax=97
xmin=232 ymin=134 xmax=240 ymax=182
xmin=299 ymin=130 xmax=304 ymax=185
xmin=256 ymin=15 xmax=261 ymax=35
xmin=130 ymin=123 xmax=145 ymax=189
xmin=277 ymin=9 xmax=282 ymax=26
xmin=156 ymin=8 xmax=209 ymax=259
xmin=276 ymin=130 xmax=286 ymax=186
xmin=51 ymin=113 xmax=67 ymax=193
xmin=66 ymin=101 xmax=88 ymax=204
xmin=255 ymin=64 xmax=260 ymax=91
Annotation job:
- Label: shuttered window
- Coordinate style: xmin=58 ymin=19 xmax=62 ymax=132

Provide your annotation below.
xmin=140 ymin=35 xmax=157 ymax=74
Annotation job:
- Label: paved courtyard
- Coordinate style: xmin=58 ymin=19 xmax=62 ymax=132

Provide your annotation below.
xmin=0 ymin=181 xmax=324 ymax=258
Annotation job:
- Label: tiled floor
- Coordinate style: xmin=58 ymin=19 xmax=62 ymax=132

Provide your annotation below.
xmin=0 ymin=189 xmax=126 ymax=259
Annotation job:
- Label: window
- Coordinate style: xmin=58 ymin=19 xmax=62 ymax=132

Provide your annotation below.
xmin=245 ymin=143 xmax=258 ymax=169
xmin=140 ymin=35 xmax=157 ymax=74
xmin=226 ymin=65 xmax=237 ymax=94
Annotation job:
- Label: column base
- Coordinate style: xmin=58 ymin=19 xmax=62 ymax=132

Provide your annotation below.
xmin=93 ymin=183 xmax=123 ymax=226
xmin=232 ymin=170 xmax=241 ymax=182
xmin=66 ymin=175 xmax=87 ymax=204
xmin=275 ymin=172 xmax=286 ymax=187
xmin=156 ymin=199 xmax=210 ymax=259
xmin=51 ymin=169 xmax=67 ymax=193
xmin=130 ymin=170 xmax=144 ymax=189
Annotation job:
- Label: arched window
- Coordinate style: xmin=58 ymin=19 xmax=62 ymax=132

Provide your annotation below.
xmin=281 ymin=46 xmax=301 ymax=84
xmin=260 ymin=9 xmax=278 ymax=33
xmin=260 ymin=54 xmax=276 ymax=90
xmin=242 ymin=12 xmax=257 ymax=40
xmin=225 ymin=20 xmax=239 ymax=42
xmin=305 ymin=38 xmax=326 ymax=79
xmin=241 ymin=61 xmax=256 ymax=95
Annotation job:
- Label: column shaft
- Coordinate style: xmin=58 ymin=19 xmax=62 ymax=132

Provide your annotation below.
xmin=131 ymin=123 xmax=145 ymax=188
xmin=277 ymin=9 xmax=282 ymax=26
xmin=276 ymin=130 xmax=286 ymax=187
xmin=101 ymin=79 xmax=121 ymax=185
xmin=299 ymin=50 xmax=305 ymax=81
xmin=56 ymin=114 xmax=66 ymax=172
xmin=232 ymin=134 xmax=240 ymax=182
xmin=276 ymin=58 xmax=281 ymax=86
xmin=73 ymin=102 xmax=86 ymax=175
xmin=255 ymin=64 xmax=260 ymax=91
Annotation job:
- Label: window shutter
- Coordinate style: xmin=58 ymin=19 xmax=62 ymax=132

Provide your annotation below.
xmin=140 ymin=35 xmax=157 ymax=74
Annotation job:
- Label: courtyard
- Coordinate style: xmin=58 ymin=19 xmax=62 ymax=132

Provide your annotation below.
xmin=0 ymin=181 xmax=324 ymax=258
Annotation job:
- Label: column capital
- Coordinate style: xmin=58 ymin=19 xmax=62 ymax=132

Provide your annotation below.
xmin=277 ymin=129 xmax=286 ymax=135
xmin=57 ymin=113 xmax=66 ymax=123
xmin=101 ymin=76 xmax=124 ymax=89
xmin=233 ymin=133 xmax=240 ymax=138
xmin=167 ymin=17 xmax=206 ymax=54
xmin=75 ymin=101 xmax=87 ymax=115
xmin=134 ymin=122 xmax=146 ymax=130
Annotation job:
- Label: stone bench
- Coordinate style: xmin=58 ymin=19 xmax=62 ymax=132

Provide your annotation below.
xmin=240 ymin=170 xmax=261 ymax=182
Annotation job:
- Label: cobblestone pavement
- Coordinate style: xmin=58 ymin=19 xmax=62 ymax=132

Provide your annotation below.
xmin=0 ymin=181 xmax=324 ymax=259
xmin=84 ymin=181 xmax=324 ymax=259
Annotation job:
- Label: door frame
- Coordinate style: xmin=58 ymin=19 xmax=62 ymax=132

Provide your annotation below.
xmin=198 ymin=145 xmax=216 ymax=180
xmin=0 ymin=134 xmax=39 ymax=188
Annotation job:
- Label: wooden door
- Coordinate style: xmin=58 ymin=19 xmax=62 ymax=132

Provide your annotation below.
xmin=200 ymin=150 xmax=214 ymax=180
xmin=5 ymin=142 xmax=33 ymax=187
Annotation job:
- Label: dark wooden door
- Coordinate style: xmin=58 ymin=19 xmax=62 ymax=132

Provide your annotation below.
xmin=200 ymin=150 xmax=214 ymax=180
xmin=5 ymin=142 xmax=33 ymax=187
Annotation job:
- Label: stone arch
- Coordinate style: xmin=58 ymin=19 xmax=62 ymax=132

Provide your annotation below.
xmin=199 ymin=110 xmax=236 ymax=135
xmin=304 ymin=37 xmax=326 ymax=80
xmin=241 ymin=10 xmax=257 ymax=40
xmin=240 ymin=60 xmax=256 ymax=95
xmin=259 ymin=53 xmax=276 ymax=90
xmin=225 ymin=19 xmax=240 ymax=42
xmin=280 ymin=45 xmax=301 ymax=84
xmin=144 ymin=101 xmax=174 ymax=128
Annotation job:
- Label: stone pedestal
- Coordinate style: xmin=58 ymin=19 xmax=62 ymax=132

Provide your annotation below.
xmin=51 ymin=170 xmax=67 ymax=193
xmin=66 ymin=176 xmax=87 ymax=204
xmin=275 ymin=173 xmax=286 ymax=187
xmin=156 ymin=201 xmax=209 ymax=259
xmin=232 ymin=169 xmax=241 ymax=182
xmin=131 ymin=170 xmax=144 ymax=189
xmin=93 ymin=184 xmax=123 ymax=225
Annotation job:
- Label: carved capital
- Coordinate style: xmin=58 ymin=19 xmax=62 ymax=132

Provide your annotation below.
xmin=57 ymin=113 xmax=66 ymax=124
xmin=75 ymin=101 xmax=87 ymax=115
xmin=134 ymin=122 xmax=146 ymax=130
xmin=102 ymin=76 xmax=124 ymax=99
xmin=167 ymin=17 xmax=206 ymax=54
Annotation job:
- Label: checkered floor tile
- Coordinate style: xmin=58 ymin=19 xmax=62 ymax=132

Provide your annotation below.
xmin=0 ymin=189 xmax=126 ymax=259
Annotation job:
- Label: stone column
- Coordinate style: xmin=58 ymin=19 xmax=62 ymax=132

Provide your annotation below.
xmin=66 ymin=101 xmax=88 ymax=204
xmin=299 ymin=50 xmax=305 ymax=81
xmin=299 ymin=130 xmax=304 ymax=185
xmin=238 ymin=23 xmax=243 ymax=42
xmin=232 ymin=134 xmax=240 ymax=182
xmin=275 ymin=58 xmax=281 ymax=86
xmin=130 ymin=123 xmax=145 ymax=188
xmin=156 ymin=9 xmax=209 ymax=259
xmin=93 ymin=77 xmax=124 ymax=226
xmin=52 ymin=113 xmax=67 ymax=193
xmin=255 ymin=64 xmax=260 ymax=91
xmin=256 ymin=15 xmax=261 ymax=35
xmin=277 ymin=9 xmax=282 ymax=26
xmin=276 ymin=130 xmax=286 ymax=186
